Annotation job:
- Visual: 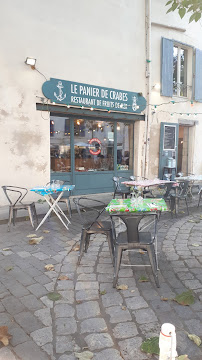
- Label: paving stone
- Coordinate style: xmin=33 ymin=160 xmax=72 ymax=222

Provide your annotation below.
xmin=58 ymin=354 xmax=76 ymax=360
xmin=77 ymin=267 xmax=94 ymax=274
xmin=133 ymin=308 xmax=158 ymax=324
xmin=55 ymin=317 xmax=77 ymax=335
xmin=44 ymin=282 xmax=55 ymax=292
xmin=106 ymin=305 xmax=132 ymax=323
xmin=139 ymin=322 xmax=160 ymax=337
xmin=40 ymin=295 xmax=53 ymax=308
xmin=0 ymin=347 xmax=17 ymax=360
xmin=113 ymin=322 xmax=138 ymax=339
xmin=57 ymin=280 xmax=74 ymax=291
xmin=119 ymin=337 xmax=148 ymax=360
xmin=14 ymin=340 xmax=50 ymax=360
xmin=41 ymin=343 xmax=54 ymax=357
xmin=30 ymin=326 xmax=52 ymax=346
xmin=84 ymin=333 xmax=114 ymax=350
xmin=94 ymin=348 xmax=123 ymax=360
xmin=150 ymin=298 xmax=172 ymax=312
xmin=184 ymin=319 xmax=202 ymax=336
xmin=14 ymin=311 xmax=44 ymax=334
xmin=17 ymin=251 xmax=31 ymax=258
xmin=125 ymin=296 xmax=149 ymax=310
xmin=76 ymin=301 xmax=100 ymax=319
xmin=54 ymin=304 xmax=75 ymax=318
xmin=9 ymin=282 xmax=30 ymax=297
xmin=56 ymin=335 xmax=74 ymax=353
xmin=1 ymin=295 xmax=25 ymax=315
xmin=27 ymin=283 xmax=47 ymax=297
xmin=183 ymin=279 xmax=202 ymax=289
xmin=35 ymin=308 xmax=52 ymax=326
xmin=9 ymin=326 xmax=30 ymax=346
xmin=97 ymin=274 xmax=114 ymax=282
xmin=76 ymin=290 xmax=99 ymax=301
xmin=57 ymin=290 xmax=74 ymax=303
xmin=101 ymin=292 xmax=123 ymax=307
xmin=34 ymin=274 xmax=51 ymax=285
xmin=75 ymin=281 xmax=99 ymax=290
xmin=32 ymin=252 xmax=50 ymax=260
xmin=20 ymin=294 xmax=44 ymax=311
xmin=77 ymin=274 xmax=96 ymax=281
xmin=81 ymin=318 xmax=107 ymax=334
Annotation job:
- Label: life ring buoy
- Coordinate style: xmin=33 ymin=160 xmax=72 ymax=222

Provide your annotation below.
xmin=89 ymin=138 xmax=101 ymax=155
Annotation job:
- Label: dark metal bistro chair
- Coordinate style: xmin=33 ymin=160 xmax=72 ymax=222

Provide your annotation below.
xmin=111 ymin=212 xmax=160 ymax=288
xmin=170 ymin=180 xmax=190 ymax=216
xmin=2 ymin=186 xmax=38 ymax=231
xmin=46 ymin=180 xmax=72 ymax=217
xmin=112 ymin=177 xmax=131 ymax=199
xmin=73 ymin=197 xmax=114 ymax=264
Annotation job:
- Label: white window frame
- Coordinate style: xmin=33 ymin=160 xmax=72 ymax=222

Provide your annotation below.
xmin=173 ymin=44 xmax=188 ymax=97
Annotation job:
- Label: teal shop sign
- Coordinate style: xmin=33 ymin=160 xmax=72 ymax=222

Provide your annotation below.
xmin=42 ymin=78 xmax=146 ymax=114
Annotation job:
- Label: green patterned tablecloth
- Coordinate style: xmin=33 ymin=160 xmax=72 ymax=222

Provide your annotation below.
xmin=106 ymin=198 xmax=168 ymax=213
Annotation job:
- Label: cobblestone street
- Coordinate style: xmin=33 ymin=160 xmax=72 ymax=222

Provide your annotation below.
xmin=0 ymin=203 xmax=202 ymax=360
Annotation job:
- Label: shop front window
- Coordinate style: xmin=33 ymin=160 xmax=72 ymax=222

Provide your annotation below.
xmin=74 ymin=119 xmax=114 ymax=172
xmin=50 ymin=115 xmax=71 ymax=172
xmin=117 ymin=122 xmax=133 ymax=171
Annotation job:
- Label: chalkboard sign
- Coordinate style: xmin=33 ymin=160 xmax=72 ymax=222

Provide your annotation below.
xmin=163 ymin=125 xmax=176 ymax=150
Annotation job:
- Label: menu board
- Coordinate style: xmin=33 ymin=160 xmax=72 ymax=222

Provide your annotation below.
xmin=163 ymin=125 xmax=176 ymax=150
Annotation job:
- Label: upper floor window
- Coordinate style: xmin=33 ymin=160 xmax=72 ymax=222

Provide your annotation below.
xmin=173 ymin=45 xmax=187 ymax=97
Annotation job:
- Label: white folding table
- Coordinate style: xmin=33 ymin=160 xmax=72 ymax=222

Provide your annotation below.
xmin=30 ymin=185 xmax=75 ymax=231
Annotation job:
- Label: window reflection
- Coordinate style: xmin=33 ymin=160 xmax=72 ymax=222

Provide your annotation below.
xmin=117 ymin=122 xmax=133 ymax=170
xmin=50 ymin=116 xmax=71 ymax=172
xmin=74 ymin=119 xmax=114 ymax=171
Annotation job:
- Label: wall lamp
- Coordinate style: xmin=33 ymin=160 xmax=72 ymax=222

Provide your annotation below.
xmin=152 ymin=83 xmax=160 ymax=90
xmin=25 ymin=57 xmax=36 ymax=69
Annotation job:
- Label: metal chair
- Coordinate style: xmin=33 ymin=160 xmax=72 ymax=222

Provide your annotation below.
xmin=73 ymin=197 xmax=114 ymax=264
xmin=2 ymin=186 xmax=38 ymax=231
xmin=112 ymin=177 xmax=131 ymax=199
xmin=111 ymin=212 xmax=159 ymax=288
xmin=170 ymin=180 xmax=190 ymax=216
xmin=46 ymin=180 xmax=72 ymax=217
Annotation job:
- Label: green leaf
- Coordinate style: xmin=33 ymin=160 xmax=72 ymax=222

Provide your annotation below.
xmin=172 ymin=2 xmax=179 ymax=11
xmin=179 ymin=7 xmax=186 ymax=18
xmin=47 ymin=292 xmax=62 ymax=301
xmin=166 ymin=0 xmax=173 ymax=5
xmin=5 ymin=266 xmax=13 ymax=271
xmin=99 ymin=290 xmax=106 ymax=295
xmin=139 ymin=275 xmax=149 ymax=282
xmin=195 ymin=12 xmax=201 ymax=21
xmin=141 ymin=337 xmax=160 ymax=355
xmin=174 ymin=290 xmax=194 ymax=306
xmin=189 ymin=12 xmax=197 ymax=22
xmin=176 ymin=355 xmax=190 ymax=360
xmin=167 ymin=6 xmax=174 ymax=14
xmin=187 ymin=333 xmax=202 ymax=346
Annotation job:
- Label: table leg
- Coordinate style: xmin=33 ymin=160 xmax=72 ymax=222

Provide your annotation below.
xmin=35 ymin=192 xmax=70 ymax=231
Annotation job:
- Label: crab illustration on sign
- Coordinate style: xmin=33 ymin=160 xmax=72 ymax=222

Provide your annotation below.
xmin=54 ymin=81 xmax=66 ymax=102
xmin=89 ymin=138 xmax=101 ymax=155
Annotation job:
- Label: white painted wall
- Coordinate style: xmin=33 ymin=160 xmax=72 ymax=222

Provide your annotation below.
xmin=148 ymin=0 xmax=202 ymax=178
xmin=0 ymin=0 xmax=146 ymax=205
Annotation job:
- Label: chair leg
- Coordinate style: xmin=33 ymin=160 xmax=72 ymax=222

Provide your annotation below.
xmin=147 ymin=244 xmax=160 ymax=288
xmin=33 ymin=205 xmax=38 ymax=225
xmin=198 ymin=192 xmax=201 ymax=207
xmin=8 ymin=207 xmax=13 ymax=231
xmin=13 ymin=209 xmax=17 ymax=226
xmin=106 ymin=230 xmax=114 ymax=264
xmin=113 ymin=246 xmax=122 ymax=288
xmin=84 ymin=234 xmax=90 ymax=252
xmin=185 ymin=198 xmax=189 ymax=215
xmin=78 ymin=230 xmax=88 ymax=265
xmin=67 ymin=198 xmax=72 ymax=218
xmin=27 ymin=206 xmax=34 ymax=228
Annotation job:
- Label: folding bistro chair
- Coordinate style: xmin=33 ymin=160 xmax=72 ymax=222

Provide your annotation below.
xmin=73 ymin=197 xmax=114 ymax=264
xmin=112 ymin=177 xmax=131 ymax=199
xmin=2 ymin=186 xmax=38 ymax=231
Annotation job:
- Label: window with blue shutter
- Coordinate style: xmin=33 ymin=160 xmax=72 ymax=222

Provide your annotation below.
xmin=161 ymin=38 xmax=173 ymax=97
xmin=194 ymin=48 xmax=202 ymax=102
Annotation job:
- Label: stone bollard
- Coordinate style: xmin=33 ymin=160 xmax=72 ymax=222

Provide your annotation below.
xmin=159 ymin=323 xmax=178 ymax=360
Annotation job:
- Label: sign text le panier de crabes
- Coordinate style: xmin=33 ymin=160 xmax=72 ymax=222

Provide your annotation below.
xmin=42 ymin=78 xmax=146 ymax=114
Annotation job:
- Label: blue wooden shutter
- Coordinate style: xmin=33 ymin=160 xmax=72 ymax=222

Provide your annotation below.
xmin=161 ymin=38 xmax=173 ymax=97
xmin=194 ymin=48 xmax=202 ymax=102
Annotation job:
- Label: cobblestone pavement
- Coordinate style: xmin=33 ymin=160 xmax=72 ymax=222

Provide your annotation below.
xmin=0 ymin=203 xmax=202 ymax=360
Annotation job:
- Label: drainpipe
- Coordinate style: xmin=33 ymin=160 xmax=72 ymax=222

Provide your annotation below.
xmin=143 ymin=0 xmax=151 ymax=179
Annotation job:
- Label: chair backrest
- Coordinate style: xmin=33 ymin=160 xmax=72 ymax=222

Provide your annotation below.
xmin=111 ymin=213 xmax=157 ymax=243
xmin=179 ymin=180 xmax=190 ymax=196
xmin=112 ymin=177 xmax=121 ymax=191
xmin=163 ymin=182 xmax=174 ymax=199
xmin=2 ymin=186 xmax=28 ymax=206
xmin=73 ymin=197 xmax=106 ymax=227
xmin=46 ymin=180 xmax=64 ymax=187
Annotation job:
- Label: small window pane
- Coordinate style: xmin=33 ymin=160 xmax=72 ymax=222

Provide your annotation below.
xmin=74 ymin=119 xmax=114 ymax=172
xmin=50 ymin=116 xmax=71 ymax=172
xmin=173 ymin=46 xmax=178 ymax=96
xmin=117 ymin=123 xmax=133 ymax=171
xmin=180 ymin=48 xmax=187 ymax=97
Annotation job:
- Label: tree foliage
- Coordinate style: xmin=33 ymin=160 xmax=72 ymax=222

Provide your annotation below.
xmin=166 ymin=0 xmax=202 ymax=22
